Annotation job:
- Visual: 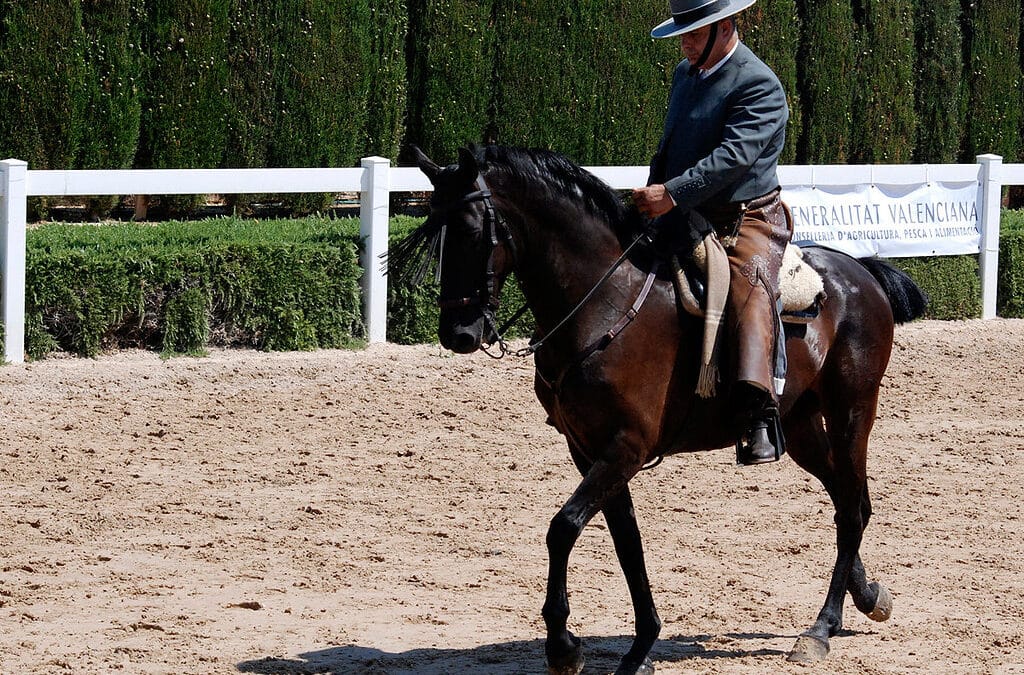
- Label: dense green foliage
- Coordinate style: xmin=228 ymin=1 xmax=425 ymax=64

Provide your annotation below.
xmin=405 ymin=0 xmax=496 ymax=162
xmin=488 ymin=1 xmax=676 ymax=165
xmin=999 ymin=210 xmax=1024 ymax=316
xmin=961 ymin=0 xmax=1022 ymax=162
xmin=224 ymin=0 xmax=278 ymax=170
xmin=269 ymin=1 xmax=373 ymax=212
xmin=79 ymin=0 xmax=144 ymax=171
xmin=25 ymin=218 xmax=364 ymax=358
xmin=3 ymin=3 xmax=1024 ymax=183
xmin=889 ymin=254 xmax=980 ymax=320
xmin=912 ymin=0 xmax=963 ymax=162
xmin=0 ymin=1 xmax=90 ymax=170
xmin=797 ymin=0 xmax=857 ymax=162
xmin=365 ymin=0 xmax=409 ymax=160
xmin=137 ymin=0 xmax=231 ymax=171
xmin=1 ymin=3 xmax=1024 ymax=231
xmin=740 ymin=0 xmax=802 ymax=163
xmin=269 ymin=1 xmax=372 ymax=170
xmin=851 ymin=0 xmax=917 ymax=162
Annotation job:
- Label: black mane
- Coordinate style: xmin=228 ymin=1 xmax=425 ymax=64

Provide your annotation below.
xmin=386 ymin=145 xmax=641 ymax=283
xmin=478 ymin=145 xmax=638 ymax=233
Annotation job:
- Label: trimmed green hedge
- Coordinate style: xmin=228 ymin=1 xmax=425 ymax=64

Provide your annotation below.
xmin=11 ymin=210 xmax=1024 ymax=361
xmin=999 ymin=210 xmax=1024 ymax=316
xmin=888 ymin=254 xmax=980 ymax=320
xmin=25 ymin=218 xmax=364 ymax=358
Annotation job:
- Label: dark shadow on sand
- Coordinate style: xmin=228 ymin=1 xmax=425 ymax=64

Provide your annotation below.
xmin=237 ymin=630 xmax=797 ymax=674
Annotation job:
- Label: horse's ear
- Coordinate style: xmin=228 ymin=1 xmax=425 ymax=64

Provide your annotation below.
xmin=456 ymin=147 xmax=479 ymax=179
xmin=411 ymin=145 xmax=442 ymax=182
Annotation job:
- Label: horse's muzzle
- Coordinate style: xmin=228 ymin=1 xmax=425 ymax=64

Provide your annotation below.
xmin=439 ymin=309 xmax=496 ymax=354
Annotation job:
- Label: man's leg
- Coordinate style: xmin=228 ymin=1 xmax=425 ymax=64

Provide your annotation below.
xmin=724 ymin=196 xmax=791 ymax=464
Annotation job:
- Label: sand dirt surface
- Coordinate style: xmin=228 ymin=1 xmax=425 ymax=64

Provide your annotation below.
xmin=1 ymin=319 xmax=1023 ymax=674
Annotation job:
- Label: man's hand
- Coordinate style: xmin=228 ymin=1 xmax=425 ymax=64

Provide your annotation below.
xmin=632 ymin=184 xmax=675 ymax=218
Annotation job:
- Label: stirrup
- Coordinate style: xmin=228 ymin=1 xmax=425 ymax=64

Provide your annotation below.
xmin=735 ymin=411 xmax=786 ymax=465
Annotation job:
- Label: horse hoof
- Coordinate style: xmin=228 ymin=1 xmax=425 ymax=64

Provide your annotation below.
xmin=615 ymin=656 xmax=654 ymax=675
xmin=866 ymin=582 xmax=893 ymax=622
xmin=547 ymin=655 xmax=584 ymax=675
xmin=546 ymin=635 xmax=584 ymax=675
xmin=787 ymin=634 xmax=830 ymax=663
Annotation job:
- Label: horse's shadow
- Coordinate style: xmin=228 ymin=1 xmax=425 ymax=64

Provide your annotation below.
xmin=236 ymin=631 xmax=800 ymax=674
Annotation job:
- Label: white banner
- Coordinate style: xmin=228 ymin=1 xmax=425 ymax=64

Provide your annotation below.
xmin=781 ymin=181 xmax=981 ymax=258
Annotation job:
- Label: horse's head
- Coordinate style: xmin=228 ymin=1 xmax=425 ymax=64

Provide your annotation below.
xmin=409 ymin=146 xmax=515 ymax=354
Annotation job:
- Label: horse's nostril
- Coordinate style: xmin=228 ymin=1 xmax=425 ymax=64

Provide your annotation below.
xmin=450 ymin=331 xmax=479 ymax=354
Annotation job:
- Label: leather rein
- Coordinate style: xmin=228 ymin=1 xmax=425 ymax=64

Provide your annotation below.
xmin=434 ymin=173 xmax=658 ymax=360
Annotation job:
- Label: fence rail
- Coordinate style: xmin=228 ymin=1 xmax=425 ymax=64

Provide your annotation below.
xmin=2 ymin=155 xmax=1021 ymax=364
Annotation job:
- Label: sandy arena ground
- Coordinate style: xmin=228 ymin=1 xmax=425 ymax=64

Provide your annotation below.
xmin=1 ymin=319 xmax=1023 ymax=674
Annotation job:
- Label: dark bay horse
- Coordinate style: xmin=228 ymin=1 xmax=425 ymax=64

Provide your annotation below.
xmin=392 ymin=145 xmax=927 ymax=674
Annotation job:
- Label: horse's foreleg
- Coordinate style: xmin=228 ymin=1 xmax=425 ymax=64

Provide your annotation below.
xmin=543 ymin=458 xmax=634 ymax=675
xmin=602 ymin=486 xmax=660 ymax=675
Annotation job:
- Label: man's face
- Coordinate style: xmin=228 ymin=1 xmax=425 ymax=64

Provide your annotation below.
xmin=680 ymin=24 xmax=714 ymax=63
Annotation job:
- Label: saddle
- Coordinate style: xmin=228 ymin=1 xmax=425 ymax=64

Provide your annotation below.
xmin=675 ymin=240 xmax=827 ymax=324
xmin=669 ymin=234 xmax=827 ymax=400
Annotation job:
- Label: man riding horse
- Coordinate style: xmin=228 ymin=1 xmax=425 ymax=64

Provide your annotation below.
xmin=633 ymin=0 xmax=791 ymax=465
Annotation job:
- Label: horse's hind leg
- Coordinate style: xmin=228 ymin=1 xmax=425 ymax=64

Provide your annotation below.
xmin=784 ymin=396 xmax=888 ymax=662
xmin=846 ymin=495 xmax=893 ymax=623
xmin=543 ymin=455 xmax=639 ymax=675
xmin=602 ymin=486 xmax=661 ymax=675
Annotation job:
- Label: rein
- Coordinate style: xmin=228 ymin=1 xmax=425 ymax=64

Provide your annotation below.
xmin=431 ymin=172 xmax=657 ymax=361
xmin=511 ymin=230 xmax=655 ymax=358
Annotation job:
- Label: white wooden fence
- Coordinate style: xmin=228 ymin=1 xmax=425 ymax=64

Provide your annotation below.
xmin=2 ymin=154 xmax=1023 ymax=364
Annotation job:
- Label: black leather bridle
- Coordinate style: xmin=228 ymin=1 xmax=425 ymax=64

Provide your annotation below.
xmin=432 ymin=174 xmax=519 ymax=355
xmin=431 ymin=171 xmax=657 ymax=360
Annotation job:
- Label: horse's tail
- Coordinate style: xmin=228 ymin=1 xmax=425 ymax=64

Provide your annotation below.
xmin=857 ymin=257 xmax=929 ymax=324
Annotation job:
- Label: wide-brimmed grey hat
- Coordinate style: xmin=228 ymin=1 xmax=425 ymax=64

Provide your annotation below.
xmin=651 ymin=0 xmax=757 ymax=38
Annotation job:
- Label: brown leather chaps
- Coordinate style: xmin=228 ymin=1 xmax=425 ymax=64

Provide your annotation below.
xmin=701 ymin=189 xmax=793 ymax=401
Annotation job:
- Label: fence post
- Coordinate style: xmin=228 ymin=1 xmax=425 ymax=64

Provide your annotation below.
xmin=360 ymin=156 xmax=390 ymax=343
xmin=1 ymin=159 xmax=27 ymax=364
xmin=977 ymin=154 xmax=1002 ymax=319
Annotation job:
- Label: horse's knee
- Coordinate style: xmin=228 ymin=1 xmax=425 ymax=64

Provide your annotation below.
xmin=547 ymin=511 xmax=582 ymax=556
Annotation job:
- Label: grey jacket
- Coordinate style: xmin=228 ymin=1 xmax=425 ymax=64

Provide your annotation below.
xmin=649 ymin=42 xmax=788 ymax=217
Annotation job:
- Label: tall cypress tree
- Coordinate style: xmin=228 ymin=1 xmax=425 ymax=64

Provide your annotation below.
xmin=137 ymin=0 xmax=231 ymax=170
xmin=797 ymin=0 xmax=856 ymax=163
xmin=365 ymin=0 xmax=408 ymax=160
xmin=962 ymin=0 xmax=1022 ymax=162
xmin=224 ymin=0 xmax=278 ymax=169
xmin=851 ymin=0 xmax=917 ymax=162
xmin=270 ymin=0 xmax=373 ymax=170
xmin=588 ymin=1 xmax=679 ymax=165
xmin=490 ymin=1 xmax=673 ymax=165
xmin=0 ymin=1 xmax=90 ymax=169
xmin=912 ymin=0 xmax=963 ymax=162
xmin=490 ymin=0 xmax=589 ymax=160
xmin=78 ymin=0 xmax=144 ymax=170
xmin=406 ymin=0 xmax=496 ymax=162
xmin=740 ymin=0 xmax=801 ymax=164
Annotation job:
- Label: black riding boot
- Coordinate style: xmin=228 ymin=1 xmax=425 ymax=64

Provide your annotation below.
xmin=735 ymin=386 xmax=785 ymax=465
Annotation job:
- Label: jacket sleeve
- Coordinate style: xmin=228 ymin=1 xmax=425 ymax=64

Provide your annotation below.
xmin=663 ymin=71 xmax=787 ymax=211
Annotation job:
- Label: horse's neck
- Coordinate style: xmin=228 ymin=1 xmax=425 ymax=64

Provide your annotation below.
xmin=495 ymin=177 xmax=627 ymax=332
